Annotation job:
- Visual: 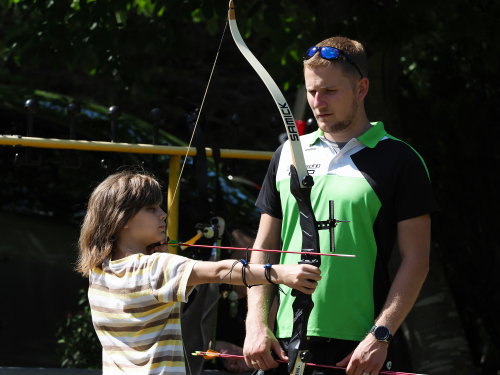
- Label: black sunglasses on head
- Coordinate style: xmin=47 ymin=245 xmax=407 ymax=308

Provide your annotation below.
xmin=303 ymin=46 xmax=364 ymax=79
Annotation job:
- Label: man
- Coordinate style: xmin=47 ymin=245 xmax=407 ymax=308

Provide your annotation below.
xmin=243 ymin=36 xmax=439 ymax=375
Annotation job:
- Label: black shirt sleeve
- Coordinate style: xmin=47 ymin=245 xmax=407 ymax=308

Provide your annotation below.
xmin=394 ymin=149 xmax=440 ymax=222
xmin=352 ymin=139 xmax=440 ymax=224
xmin=255 ymin=144 xmax=284 ymax=219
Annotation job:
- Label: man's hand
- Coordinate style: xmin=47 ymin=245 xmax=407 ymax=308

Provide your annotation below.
xmin=336 ymin=335 xmax=388 ymax=375
xmin=243 ymin=324 xmax=288 ymax=371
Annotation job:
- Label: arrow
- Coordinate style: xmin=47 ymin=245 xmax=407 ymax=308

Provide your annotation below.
xmin=192 ymin=351 xmax=427 ymax=375
xmin=168 ymin=241 xmax=355 ymax=258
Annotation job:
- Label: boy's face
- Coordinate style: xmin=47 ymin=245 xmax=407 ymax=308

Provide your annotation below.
xmin=122 ymin=204 xmax=167 ymax=249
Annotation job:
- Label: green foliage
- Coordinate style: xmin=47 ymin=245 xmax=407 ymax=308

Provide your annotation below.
xmin=0 ymin=0 xmax=313 ymax=91
xmin=55 ymin=288 xmax=101 ymax=369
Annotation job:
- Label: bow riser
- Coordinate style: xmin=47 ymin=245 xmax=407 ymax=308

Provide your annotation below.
xmin=289 ymin=166 xmax=321 ymax=266
xmin=287 ymin=165 xmax=321 ymax=374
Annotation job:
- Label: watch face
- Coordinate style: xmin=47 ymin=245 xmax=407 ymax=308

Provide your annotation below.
xmin=374 ymin=326 xmax=390 ymax=340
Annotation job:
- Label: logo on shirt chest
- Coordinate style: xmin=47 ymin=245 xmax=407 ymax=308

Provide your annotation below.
xmin=307 ymin=164 xmax=321 ymax=175
xmin=287 ymin=164 xmax=321 ymax=176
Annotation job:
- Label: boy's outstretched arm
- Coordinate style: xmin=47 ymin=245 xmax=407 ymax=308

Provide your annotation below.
xmin=187 ymin=259 xmax=321 ymax=294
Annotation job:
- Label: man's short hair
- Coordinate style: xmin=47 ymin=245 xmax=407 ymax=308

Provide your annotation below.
xmin=304 ymin=36 xmax=368 ymax=82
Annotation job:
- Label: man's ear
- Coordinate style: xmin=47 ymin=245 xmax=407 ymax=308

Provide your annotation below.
xmin=357 ymin=77 xmax=369 ymax=101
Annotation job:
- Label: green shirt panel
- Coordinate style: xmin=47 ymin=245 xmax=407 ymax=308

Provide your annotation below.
xmin=276 ymin=174 xmax=381 ymax=341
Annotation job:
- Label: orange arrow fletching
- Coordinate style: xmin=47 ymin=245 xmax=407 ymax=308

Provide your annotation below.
xmin=202 ymin=349 xmax=219 ymax=360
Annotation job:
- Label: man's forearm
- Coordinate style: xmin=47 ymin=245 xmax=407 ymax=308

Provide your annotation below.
xmin=375 ymin=249 xmax=429 ymax=333
xmin=375 ymin=215 xmax=431 ymax=334
xmin=247 ymin=279 xmax=277 ymax=326
xmin=246 ymin=250 xmax=280 ymax=328
xmin=246 ymin=213 xmax=282 ymax=329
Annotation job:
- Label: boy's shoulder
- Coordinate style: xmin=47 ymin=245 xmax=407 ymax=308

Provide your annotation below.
xmin=90 ymin=252 xmax=194 ymax=279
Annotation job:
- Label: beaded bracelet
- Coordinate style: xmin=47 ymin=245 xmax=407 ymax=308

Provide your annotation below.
xmin=222 ymin=258 xmax=265 ymax=288
xmin=222 ymin=246 xmax=252 ymax=283
xmin=221 ymin=247 xmax=284 ymax=293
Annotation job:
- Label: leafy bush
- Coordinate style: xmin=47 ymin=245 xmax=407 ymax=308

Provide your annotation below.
xmin=55 ymin=288 xmax=101 ymax=369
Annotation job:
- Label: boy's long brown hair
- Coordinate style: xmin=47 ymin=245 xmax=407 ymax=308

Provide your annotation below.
xmin=76 ymin=170 xmax=163 ymax=276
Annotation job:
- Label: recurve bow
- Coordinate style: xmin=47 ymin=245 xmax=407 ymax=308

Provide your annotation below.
xmin=227 ymin=2 xmax=349 ymax=375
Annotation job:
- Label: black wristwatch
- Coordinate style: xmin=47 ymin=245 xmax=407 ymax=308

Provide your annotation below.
xmin=370 ymin=325 xmax=393 ymax=344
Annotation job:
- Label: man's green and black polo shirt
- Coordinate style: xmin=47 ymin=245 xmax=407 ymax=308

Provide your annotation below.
xmin=256 ymin=121 xmax=439 ymax=342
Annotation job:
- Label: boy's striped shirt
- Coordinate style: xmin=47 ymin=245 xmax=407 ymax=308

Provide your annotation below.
xmin=89 ymin=253 xmax=197 ymax=374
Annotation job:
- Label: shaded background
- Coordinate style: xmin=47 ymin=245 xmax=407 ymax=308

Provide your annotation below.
xmin=1 ymin=0 xmax=499 ymax=374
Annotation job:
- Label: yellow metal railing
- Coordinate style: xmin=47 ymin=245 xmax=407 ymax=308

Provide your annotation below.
xmin=0 ymin=136 xmax=274 ymax=159
xmin=0 ymin=135 xmax=273 ymax=253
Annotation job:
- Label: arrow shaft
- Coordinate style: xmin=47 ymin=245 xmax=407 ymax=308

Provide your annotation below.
xmin=195 ymin=352 xmax=426 ymax=375
xmin=172 ymin=242 xmax=355 ymax=258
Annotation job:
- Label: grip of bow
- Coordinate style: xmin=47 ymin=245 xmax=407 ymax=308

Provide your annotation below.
xmin=287 ymin=165 xmax=321 ymax=375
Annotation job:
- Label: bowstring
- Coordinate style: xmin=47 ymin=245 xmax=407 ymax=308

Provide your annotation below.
xmin=176 ymin=17 xmax=230 ymax=375
xmin=183 ymin=346 xmax=193 ymax=375
xmin=167 ymin=18 xmax=229 ymax=222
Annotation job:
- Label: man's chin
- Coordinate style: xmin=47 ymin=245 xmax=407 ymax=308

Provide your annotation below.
xmin=320 ymin=122 xmax=350 ymax=135
xmin=318 ymin=122 xmax=331 ymax=132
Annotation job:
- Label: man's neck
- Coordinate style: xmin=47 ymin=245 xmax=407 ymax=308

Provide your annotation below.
xmin=323 ymin=115 xmax=371 ymax=143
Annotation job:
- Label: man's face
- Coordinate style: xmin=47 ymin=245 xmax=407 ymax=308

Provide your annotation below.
xmin=305 ymin=65 xmax=359 ymax=135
